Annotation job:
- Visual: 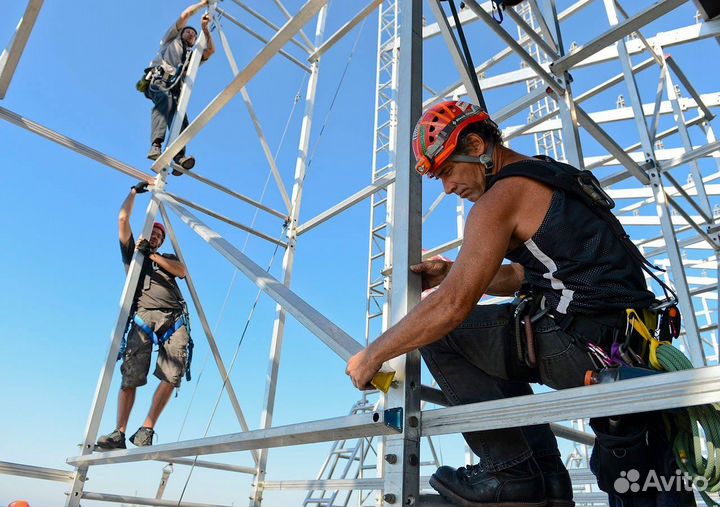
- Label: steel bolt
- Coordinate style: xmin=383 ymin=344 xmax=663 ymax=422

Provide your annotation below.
xmin=405 ymin=494 xmax=416 ymax=506
xmin=384 ymin=494 xmax=396 ymax=504
xmin=409 ymin=416 xmax=419 ymax=428
xmin=409 ymin=454 xmax=419 ymax=466
xmin=385 ymin=453 xmax=397 ymax=464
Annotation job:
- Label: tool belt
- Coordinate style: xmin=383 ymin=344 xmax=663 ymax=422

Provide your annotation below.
xmin=513 ymin=286 xmax=681 ymax=371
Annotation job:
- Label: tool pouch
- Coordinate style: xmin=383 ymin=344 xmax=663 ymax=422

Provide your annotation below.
xmin=589 ymin=416 xmax=653 ymax=493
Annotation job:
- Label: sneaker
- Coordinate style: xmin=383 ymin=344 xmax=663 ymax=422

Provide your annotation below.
xmin=429 ymin=458 xmax=546 ymax=507
xmin=536 ymin=456 xmax=574 ymax=507
xmin=96 ymin=429 xmax=126 ymax=450
xmin=129 ymin=426 xmax=155 ymax=447
xmin=172 ymin=154 xmax=195 ymax=176
xmin=147 ymin=144 xmax=162 ymax=161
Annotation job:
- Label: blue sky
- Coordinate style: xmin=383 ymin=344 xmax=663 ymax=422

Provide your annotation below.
xmin=0 ymin=0 xmax=718 ymax=505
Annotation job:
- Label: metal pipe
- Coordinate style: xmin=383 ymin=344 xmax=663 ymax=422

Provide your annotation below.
xmin=159 ymin=205 xmax=260 ymax=465
xmin=164 ymin=192 xmax=287 ymax=248
xmin=297 ymin=173 xmax=396 ymax=235
xmin=217 ymin=8 xmax=311 ymax=72
xmin=67 ymin=412 xmax=397 ymax=467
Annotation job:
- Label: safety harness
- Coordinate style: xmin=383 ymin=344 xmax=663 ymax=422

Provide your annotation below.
xmin=489 ymin=156 xmax=678 ymax=304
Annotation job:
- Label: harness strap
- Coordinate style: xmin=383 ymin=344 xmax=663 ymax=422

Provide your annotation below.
xmin=133 ymin=313 xmax=186 ymax=346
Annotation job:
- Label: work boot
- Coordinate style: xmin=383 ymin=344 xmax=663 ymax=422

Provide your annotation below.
xmin=536 ymin=455 xmax=574 ymax=507
xmin=129 ymin=427 xmax=155 ymax=447
xmin=172 ymin=154 xmax=195 ymax=176
xmin=147 ymin=143 xmax=162 ymax=161
xmin=95 ymin=429 xmax=126 ymax=450
xmin=429 ymin=457 xmax=546 ymax=507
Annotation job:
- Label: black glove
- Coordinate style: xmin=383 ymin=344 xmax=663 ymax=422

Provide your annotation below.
xmin=132 ymin=181 xmax=150 ymax=194
xmin=137 ymin=239 xmax=154 ymax=256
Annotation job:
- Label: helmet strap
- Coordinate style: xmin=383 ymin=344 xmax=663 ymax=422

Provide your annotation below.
xmin=447 ymin=139 xmax=496 ymax=181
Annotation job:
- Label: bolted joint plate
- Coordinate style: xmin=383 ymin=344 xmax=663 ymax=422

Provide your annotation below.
xmin=384 ymin=407 xmax=404 ymax=432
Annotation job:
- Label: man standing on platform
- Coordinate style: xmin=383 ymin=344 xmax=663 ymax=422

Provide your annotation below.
xmin=96 ymin=182 xmax=191 ymax=449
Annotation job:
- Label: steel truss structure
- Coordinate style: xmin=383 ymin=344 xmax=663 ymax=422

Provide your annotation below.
xmin=2 ymin=0 xmax=720 ymax=506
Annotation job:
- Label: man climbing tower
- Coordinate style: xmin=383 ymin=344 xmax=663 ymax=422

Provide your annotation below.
xmin=142 ymin=1 xmax=215 ymax=175
xmin=96 ymin=182 xmax=192 ymax=449
xmin=346 ymin=101 xmax=694 ymax=506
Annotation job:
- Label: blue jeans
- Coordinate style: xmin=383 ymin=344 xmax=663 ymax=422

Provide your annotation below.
xmin=421 ymin=303 xmax=601 ymax=472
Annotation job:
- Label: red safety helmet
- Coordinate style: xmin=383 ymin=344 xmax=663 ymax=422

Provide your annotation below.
xmin=152 ymin=222 xmax=166 ymax=238
xmin=9 ymin=501 xmax=31 ymax=507
xmin=412 ymin=100 xmax=491 ymax=177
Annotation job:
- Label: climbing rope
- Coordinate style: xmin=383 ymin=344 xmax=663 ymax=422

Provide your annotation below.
xmin=654 ymin=344 xmax=720 ymax=505
xmin=630 ymin=312 xmax=720 ymax=505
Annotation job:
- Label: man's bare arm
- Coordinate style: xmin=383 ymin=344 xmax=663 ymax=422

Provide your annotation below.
xmin=362 ymin=179 xmax=521 ymax=365
xmin=176 ymin=0 xmax=208 ymax=31
xmin=119 ymin=190 xmax=136 ymax=246
xmin=201 ymin=14 xmax=215 ymax=60
xmin=486 ymin=263 xmax=524 ymax=296
xmin=148 ymin=253 xmax=187 ymax=278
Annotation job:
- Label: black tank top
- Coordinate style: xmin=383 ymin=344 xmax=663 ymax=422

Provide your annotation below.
xmin=503 ymin=160 xmax=655 ymax=315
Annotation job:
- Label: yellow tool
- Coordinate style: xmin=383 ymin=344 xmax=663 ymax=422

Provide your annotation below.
xmin=371 ymin=370 xmax=395 ymax=393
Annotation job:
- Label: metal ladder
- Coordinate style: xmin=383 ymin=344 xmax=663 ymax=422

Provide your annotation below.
xmin=302 ymin=400 xmax=381 ymax=507
xmin=517 ymin=2 xmax=565 ymax=162
xmin=303 ymin=4 xmax=400 ymax=506
xmin=365 ymin=0 xmax=399 ymax=346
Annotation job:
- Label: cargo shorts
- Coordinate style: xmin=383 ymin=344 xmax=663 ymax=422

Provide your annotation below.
xmin=120 ymin=308 xmax=190 ymax=389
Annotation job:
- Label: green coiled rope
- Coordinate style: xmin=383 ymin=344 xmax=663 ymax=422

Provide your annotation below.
xmin=655 ymin=343 xmax=720 ymax=505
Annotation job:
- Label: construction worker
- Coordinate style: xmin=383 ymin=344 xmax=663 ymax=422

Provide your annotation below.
xmin=345 ymin=101 xmax=683 ymax=507
xmin=143 ymin=1 xmax=215 ymax=175
xmin=96 ymin=182 xmax=191 ymax=449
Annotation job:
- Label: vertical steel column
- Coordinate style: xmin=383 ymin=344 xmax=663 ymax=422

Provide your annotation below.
xmin=602 ymin=0 xmax=705 ymax=367
xmin=249 ymin=7 xmax=328 ymax=507
xmin=64 ymin=7 xmax=215 ymax=504
xmin=382 ymin=1 xmax=423 ymax=507
xmin=537 ymin=0 xmax=584 ymax=167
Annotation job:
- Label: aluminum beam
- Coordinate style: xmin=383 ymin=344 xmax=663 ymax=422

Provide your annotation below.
xmin=174 ymin=166 xmax=287 ymax=220
xmin=163 ymin=458 xmax=256 ymax=475
xmin=230 ymin=0 xmax=312 ymax=53
xmin=462 ymin=0 xmax=564 ymax=95
xmin=421 ymin=366 xmax=720 ymax=437
xmin=218 ymin=8 xmax=311 ymax=72
xmin=551 ymin=0 xmax=685 ymax=75
xmin=159 ymin=193 xmax=365 ymax=361
xmin=81 ymin=491 xmax=235 ymax=507
xmin=67 ymin=412 xmax=397 ymax=467
xmin=159 ymin=205 xmax=260 ymax=465
xmin=216 ymin=19 xmax=294 ymax=212
xmin=0 ymin=106 xmax=151 ymax=182
xmin=164 ymin=192 xmax=287 ymax=247
xmin=297 ymin=173 xmax=396 ymax=235
xmin=383 ymin=1 xmax=423 ymax=506
xmin=251 ymin=9 xmax=328 ymax=505
xmin=0 ymin=0 xmax=44 ymax=99
xmin=151 ymin=0 xmax=329 ymax=172
xmin=0 ymin=461 xmax=73 ymax=483
xmin=309 ymin=0 xmax=382 ymax=63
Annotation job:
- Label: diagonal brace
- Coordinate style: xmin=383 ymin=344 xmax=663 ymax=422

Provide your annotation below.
xmin=159 ymin=193 xmax=364 ymax=360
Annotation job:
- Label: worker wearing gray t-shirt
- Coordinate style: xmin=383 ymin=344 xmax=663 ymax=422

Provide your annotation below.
xmin=144 ymin=1 xmax=215 ymax=175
